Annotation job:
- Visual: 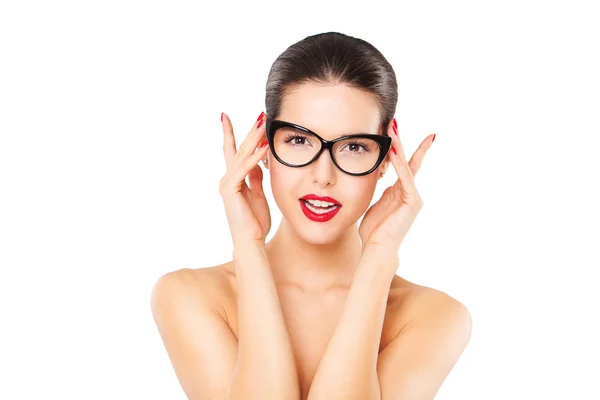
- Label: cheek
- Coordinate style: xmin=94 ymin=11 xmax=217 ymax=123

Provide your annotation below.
xmin=343 ymin=176 xmax=378 ymax=213
xmin=269 ymin=162 xmax=303 ymax=205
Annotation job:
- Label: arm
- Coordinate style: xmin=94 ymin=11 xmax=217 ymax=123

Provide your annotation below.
xmin=307 ymin=256 xmax=472 ymax=400
xmin=306 ymin=253 xmax=396 ymax=400
xmin=150 ymin=268 xmax=238 ymax=400
xmin=150 ymin=246 xmax=301 ymax=400
xmin=376 ymin=289 xmax=472 ymax=399
xmin=227 ymin=242 xmax=301 ymax=400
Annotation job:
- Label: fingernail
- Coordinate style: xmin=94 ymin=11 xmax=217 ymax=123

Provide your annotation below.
xmin=432 ymin=133 xmax=436 ymax=143
xmin=393 ymin=118 xmax=398 ymax=134
xmin=221 ymin=112 xmax=224 ymax=122
xmin=257 ymin=118 xmax=264 ymax=129
xmin=392 ymin=147 xmax=397 ymax=154
xmin=260 ymin=140 xmax=268 ymax=148
xmin=256 ymin=111 xmax=265 ymax=122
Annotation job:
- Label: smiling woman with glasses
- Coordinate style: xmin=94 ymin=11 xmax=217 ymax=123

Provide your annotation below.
xmin=151 ymin=32 xmax=471 ymax=400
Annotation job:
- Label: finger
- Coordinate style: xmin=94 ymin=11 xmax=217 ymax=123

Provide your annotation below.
xmin=247 ymin=135 xmax=267 ymax=194
xmin=407 ymin=134 xmax=435 ymax=177
xmin=221 ymin=112 xmax=237 ymax=171
xmin=230 ymin=138 xmax=269 ymax=187
xmin=247 ymin=162 xmax=264 ymax=194
xmin=236 ymin=112 xmax=267 ymax=160
xmin=388 ymin=147 xmax=421 ymax=206
xmin=389 ymin=120 xmax=413 ymax=178
xmin=388 ymin=123 xmax=419 ymax=200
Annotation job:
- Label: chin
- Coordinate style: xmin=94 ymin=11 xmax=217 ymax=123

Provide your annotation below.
xmin=289 ymin=204 xmax=353 ymax=245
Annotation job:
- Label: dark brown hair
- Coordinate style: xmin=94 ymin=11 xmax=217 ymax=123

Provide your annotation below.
xmin=265 ymin=32 xmax=398 ymax=134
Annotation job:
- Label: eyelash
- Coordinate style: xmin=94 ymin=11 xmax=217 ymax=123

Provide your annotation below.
xmin=283 ymin=134 xmax=370 ymax=152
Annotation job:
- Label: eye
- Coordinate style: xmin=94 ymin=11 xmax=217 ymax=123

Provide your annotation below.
xmin=283 ymin=133 xmax=312 ymax=146
xmin=338 ymin=139 xmax=375 ymax=155
xmin=343 ymin=141 xmax=368 ymax=152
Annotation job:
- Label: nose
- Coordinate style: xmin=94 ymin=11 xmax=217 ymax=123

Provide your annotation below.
xmin=310 ymin=149 xmax=337 ymax=187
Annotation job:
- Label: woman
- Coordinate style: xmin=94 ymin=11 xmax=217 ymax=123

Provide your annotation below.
xmin=151 ymin=32 xmax=472 ymax=400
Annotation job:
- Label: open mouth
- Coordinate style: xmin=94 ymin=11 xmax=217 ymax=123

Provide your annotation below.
xmin=299 ymin=199 xmax=342 ymax=222
xmin=301 ymin=199 xmax=340 ymax=214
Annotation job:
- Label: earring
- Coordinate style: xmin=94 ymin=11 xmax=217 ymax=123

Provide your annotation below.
xmin=262 ymin=159 xmax=268 ymax=165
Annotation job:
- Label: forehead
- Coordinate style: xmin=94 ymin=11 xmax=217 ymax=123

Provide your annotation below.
xmin=278 ymin=83 xmax=381 ymax=139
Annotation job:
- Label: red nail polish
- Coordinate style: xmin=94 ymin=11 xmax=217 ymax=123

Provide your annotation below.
xmin=221 ymin=112 xmax=224 ymax=122
xmin=257 ymin=118 xmax=264 ymax=129
xmin=392 ymin=147 xmax=397 ymax=154
xmin=256 ymin=111 xmax=265 ymax=122
xmin=393 ymin=125 xmax=397 ymax=135
xmin=432 ymin=133 xmax=436 ymax=143
xmin=260 ymin=140 xmax=268 ymax=148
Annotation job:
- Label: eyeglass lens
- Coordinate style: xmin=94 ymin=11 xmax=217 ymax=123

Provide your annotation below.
xmin=272 ymin=126 xmax=381 ymax=174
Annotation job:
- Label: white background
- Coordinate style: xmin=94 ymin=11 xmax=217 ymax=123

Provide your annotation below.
xmin=1 ymin=0 xmax=599 ymax=399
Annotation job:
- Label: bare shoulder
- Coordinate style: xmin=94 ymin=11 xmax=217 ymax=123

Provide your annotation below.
xmin=387 ymin=275 xmax=472 ymax=334
xmin=151 ymin=264 xmax=226 ymax=297
xmin=150 ymin=262 xmax=235 ymax=323
xmin=149 ymin=263 xmax=240 ymax=399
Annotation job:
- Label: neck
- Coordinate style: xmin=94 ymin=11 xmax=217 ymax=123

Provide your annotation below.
xmin=265 ymin=218 xmax=363 ymax=293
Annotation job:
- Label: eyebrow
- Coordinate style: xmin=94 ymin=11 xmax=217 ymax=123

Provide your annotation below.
xmin=285 ymin=121 xmax=380 ymax=137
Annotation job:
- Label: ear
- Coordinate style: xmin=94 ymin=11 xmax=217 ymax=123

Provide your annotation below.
xmin=378 ymin=158 xmax=390 ymax=180
xmin=262 ymin=151 xmax=270 ymax=170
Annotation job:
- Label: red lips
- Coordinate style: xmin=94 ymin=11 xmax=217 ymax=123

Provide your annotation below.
xmin=298 ymin=194 xmax=342 ymax=223
xmin=299 ymin=194 xmax=341 ymax=205
xmin=299 ymin=200 xmax=341 ymax=222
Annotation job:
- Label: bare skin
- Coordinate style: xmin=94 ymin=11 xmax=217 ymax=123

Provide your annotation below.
xmin=175 ymin=262 xmax=434 ymax=398
xmin=151 ymin=84 xmax=470 ymax=399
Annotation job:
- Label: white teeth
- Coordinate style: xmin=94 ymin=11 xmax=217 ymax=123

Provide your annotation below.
xmin=303 ymin=200 xmax=339 ymax=214
xmin=305 ymin=199 xmax=336 ymax=207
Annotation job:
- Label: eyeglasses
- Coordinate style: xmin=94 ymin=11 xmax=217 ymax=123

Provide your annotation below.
xmin=265 ymin=118 xmax=392 ymax=176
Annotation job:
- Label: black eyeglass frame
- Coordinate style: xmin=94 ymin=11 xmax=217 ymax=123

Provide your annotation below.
xmin=265 ymin=118 xmax=392 ymax=177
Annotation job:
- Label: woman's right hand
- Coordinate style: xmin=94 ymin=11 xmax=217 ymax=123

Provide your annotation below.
xmin=219 ymin=111 xmax=271 ymax=247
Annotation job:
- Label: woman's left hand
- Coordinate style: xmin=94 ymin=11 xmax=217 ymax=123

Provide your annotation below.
xmin=358 ymin=119 xmax=435 ymax=265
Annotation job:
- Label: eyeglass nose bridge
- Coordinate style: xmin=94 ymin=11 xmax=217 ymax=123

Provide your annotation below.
xmin=306 ymin=136 xmax=345 ymax=171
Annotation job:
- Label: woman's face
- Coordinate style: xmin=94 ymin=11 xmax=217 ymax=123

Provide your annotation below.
xmin=265 ymin=82 xmax=390 ymax=245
